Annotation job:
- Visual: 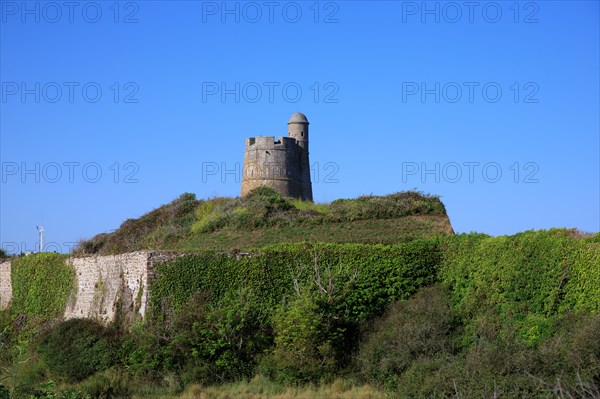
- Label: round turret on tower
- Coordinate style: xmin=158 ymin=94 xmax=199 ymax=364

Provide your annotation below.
xmin=287 ymin=112 xmax=309 ymax=151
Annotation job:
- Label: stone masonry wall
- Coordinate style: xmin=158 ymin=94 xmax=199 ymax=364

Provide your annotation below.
xmin=0 ymin=260 xmax=11 ymax=309
xmin=0 ymin=252 xmax=180 ymax=324
xmin=64 ymin=251 xmax=150 ymax=324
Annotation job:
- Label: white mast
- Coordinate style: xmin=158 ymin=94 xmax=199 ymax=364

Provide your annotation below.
xmin=36 ymin=225 xmax=45 ymax=253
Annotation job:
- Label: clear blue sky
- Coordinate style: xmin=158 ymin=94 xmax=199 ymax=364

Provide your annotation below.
xmin=1 ymin=1 xmax=599 ymax=254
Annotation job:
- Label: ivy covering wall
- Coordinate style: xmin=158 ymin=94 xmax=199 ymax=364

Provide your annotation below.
xmin=11 ymin=253 xmax=76 ymax=319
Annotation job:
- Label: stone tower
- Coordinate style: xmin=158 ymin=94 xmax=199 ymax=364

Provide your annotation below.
xmin=241 ymin=112 xmax=313 ymax=201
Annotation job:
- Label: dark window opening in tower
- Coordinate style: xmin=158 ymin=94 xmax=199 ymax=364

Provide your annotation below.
xmin=301 ymin=132 xmax=304 ymax=136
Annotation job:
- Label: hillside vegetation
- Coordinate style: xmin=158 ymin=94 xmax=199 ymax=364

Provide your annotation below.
xmin=2 ymin=190 xmax=599 ymax=398
xmin=75 ymin=188 xmax=452 ymax=254
xmin=2 ymin=226 xmax=599 ymax=398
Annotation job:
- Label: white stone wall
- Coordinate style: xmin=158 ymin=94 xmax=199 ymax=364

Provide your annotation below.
xmin=0 ymin=251 xmax=180 ymax=324
xmin=64 ymin=251 xmax=150 ymax=323
xmin=0 ymin=260 xmax=12 ymax=309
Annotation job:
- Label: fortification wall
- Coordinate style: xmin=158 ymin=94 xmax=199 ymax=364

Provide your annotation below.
xmin=240 ymin=113 xmax=312 ymax=201
xmin=0 ymin=252 xmax=180 ymax=324
xmin=241 ymin=135 xmax=304 ymax=198
xmin=64 ymin=252 xmax=149 ymax=323
xmin=0 ymin=260 xmax=11 ymax=309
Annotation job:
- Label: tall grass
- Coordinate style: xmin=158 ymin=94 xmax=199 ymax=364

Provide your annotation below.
xmin=151 ymin=376 xmax=385 ymax=399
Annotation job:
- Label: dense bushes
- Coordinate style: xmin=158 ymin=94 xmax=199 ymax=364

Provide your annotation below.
xmin=327 ymin=191 xmax=446 ymax=221
xmin=192 ymin=187 xmax=296 ymax=233
xmin=148 ymin=239 xmax=442 ymax=385
xmin=2 ymin=229 xmax=599 ymax=397
xmin=356 ymin=285 xmax=453 ymax=385
xmin=166 ymin=288 xmax=273 ymax=385
xmin=356 ymin=287 xmax=600 ymax=398
xmin=259 ymin=290 xmax=344 ymax=384
xmin=38 ymin=319 xmax=121 ymax=382
xmin=146 ymin=229 xmax=599 ymax=391
xmin=440 ymin=229 xmax=600 ymax=347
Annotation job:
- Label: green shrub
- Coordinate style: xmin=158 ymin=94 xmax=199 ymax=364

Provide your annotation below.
xmin=119 ymin=322 xmax=167 ymax=380
xmin=260 ymin=293 xmax=338 ymax=384
xmin=167 ymin=288 xmax=272 ymax=385
xmin=391 ymin=353 xmax=462 ymax=398
xmin=0 ymin=385 xmax=8 ymax=399
xmin=288 ymin=198 xmax=328 ymax=214
xmin=555 ymin=312 xmax=600 ymax=383
xmin=25 ymin=381 xmax=91 ymax=399
xmin=357 ymin=285 xmax=453 ymax=386
xmin=561 ymin=239 xmax=600 ymax=313
xmin=586 ymin=232 xmax=600 ymax=243
xmin=328 ymin=191 xmax=446 ymax=222
xmin=38 ymin=319 xmax=121 ymax=382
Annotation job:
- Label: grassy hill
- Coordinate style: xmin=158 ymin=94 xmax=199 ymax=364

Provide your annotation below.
xmin=75 ymin=188 xmax=453 ymax=255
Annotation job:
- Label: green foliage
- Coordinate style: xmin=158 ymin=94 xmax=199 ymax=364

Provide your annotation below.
xmin=166 ymin=288 xmax=272 ymax=385
xmin=191 ymin=188 xmax=297 ymax=234
xmin=38 ymin=319 xmax=121 ymax=382
xmin=561 ymin=238 xmax=600 ymax=313
xmin=288 ymin=198 xmax=328 ymax=214
xmin=5 ymin=227 xmax=600 ymax=397
xmin=25 ymin=381 xmax=91 ymax=399
xmin=260 ymin=293 xmax=339 ymax=384
xmin=0 ymin=312 xmax=14 ymax=365
xmin=177 ymin=215 xmax=452 ymax=252
xmin=149 ymin=240 xmax=442 ymax=385
xmin=189 ymin=190 xmax=447 ymax=235
xmin=246 ymin=186 xmax=289 ymax=201
xmin=118 ymin=322 xmax=166 ymax=380
xmin=11 ymin=253 xmax=75 ymax=319
xmin=73 ymin=190 xmax=451 ymax=255
xmin=191 ymin=198 xmax=232 ymax=233
xmin=150 ymin=240 xmax=442 ymax=321
xmin=356 ymin=285 xmax=600 ymax=398
xmin=439 ymin=229 xmax=600 ymax=346
xmin=0 ymin=249 xmax=8 ymax=259
xmin=586 ymin=232 xmax=600 ymax=242
xmin=327 ymin=191 xmax=446 ymax=222
xmin=357 ymin=286 xmax=453 ymax=385
xmin=0 ymin=385 xmax=8 ymax=399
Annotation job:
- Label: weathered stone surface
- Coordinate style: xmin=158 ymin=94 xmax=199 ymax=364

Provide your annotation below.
xmin=0 ymin=260 xmax=11 ymax=309
xmin=64 ymin=251 xmax=149 ymax=323
xmin=241 ymin=112 xmax=313 ymax=201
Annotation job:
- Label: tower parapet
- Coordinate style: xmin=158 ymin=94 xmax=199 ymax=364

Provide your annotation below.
xmin=241 ymin=113 xmax=313 ymax=201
